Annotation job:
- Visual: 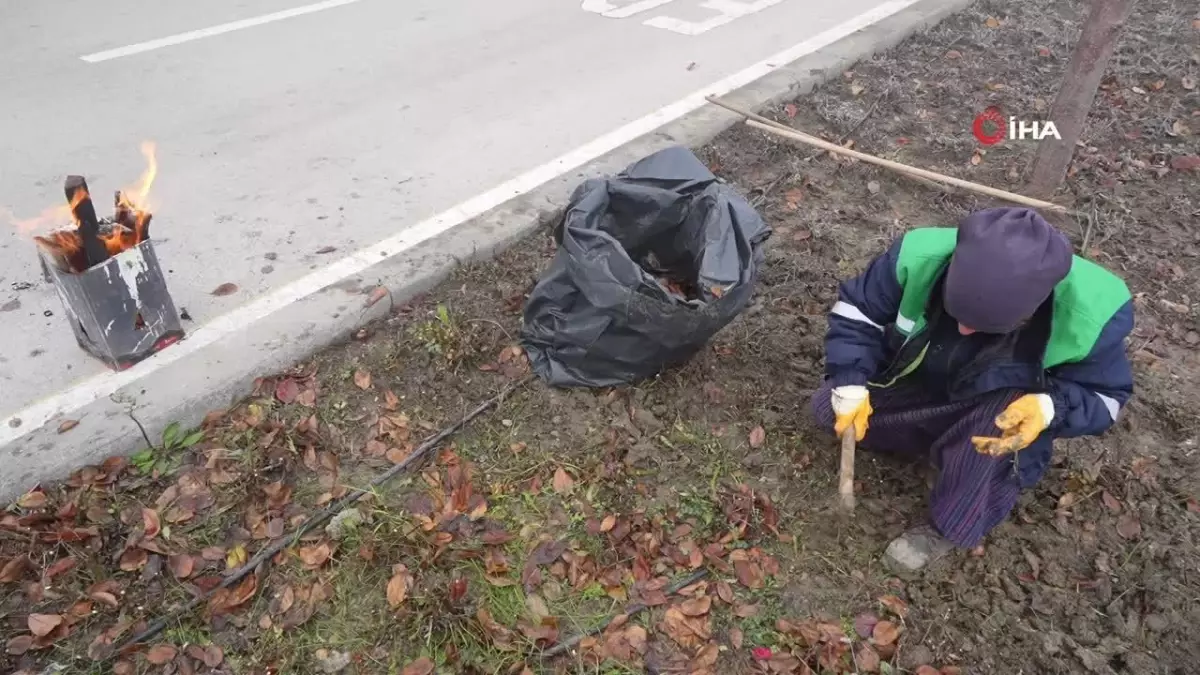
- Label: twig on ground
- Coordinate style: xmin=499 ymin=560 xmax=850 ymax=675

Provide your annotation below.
xmin=805 ymin=91 xmax=887 ymax=164
xmin=107 ymin=376 xmax=533 ymax=660
xmin=540 ymin=568 xmax=710 ymax=660
xmin=705 ymin=96 xmax=1073 ymax=214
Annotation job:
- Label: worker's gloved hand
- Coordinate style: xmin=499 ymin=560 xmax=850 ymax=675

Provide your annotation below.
xmin=831 ymin=385 xmax=872 ymax=442
xmin=971 ymin=393 xmax=1055 ymax=456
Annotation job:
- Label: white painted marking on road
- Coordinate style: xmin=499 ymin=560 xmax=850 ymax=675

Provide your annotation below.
xmin=645 ymin=0 xmax=786 ymax=36
xmin=8 ymin=0 xmax=925 ymax=442
xmin=581 ymin=0 xmax=679 ymax=19
xmin=80 ymin=0 xmax=365 ymax=63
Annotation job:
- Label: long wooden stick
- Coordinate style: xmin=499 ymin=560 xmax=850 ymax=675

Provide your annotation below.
xmin=704 ymin=96 xmax=1070 ymax=213
xmin=839 ymin=428 xmax=857 ymax=512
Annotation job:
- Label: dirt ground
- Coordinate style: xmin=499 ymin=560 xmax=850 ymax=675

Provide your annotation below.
xmin=4 ymin=0 xmax=1200 ymax=673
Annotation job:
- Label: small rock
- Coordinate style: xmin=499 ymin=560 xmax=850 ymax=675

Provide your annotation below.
xmin=325 ymin=508 xmax=364 ymax=541
xmin=1074 ymin=646 xmax=1115 ymax=675
xmin=900 ymin=645 xmax=934 ymax=669
xmin=1143 ymin=613 xmax=1169 ymax=633
xmin=264 ymin=252 xmax=278 ymax=261
xmin=1185 ymin=331 xmax=1199 ymax=345
xmin=262 ymin=265 xmax=274 ymax=274
xmin=866 ymin=180 xmax=881 ymax=194
xmin=1041 ymin=630 xmax=1065 ymax=655
xmin=1070 ymin=617 xmax=1100 ymax=646
xmin=313 ymin=649 xmax=351 ymax=673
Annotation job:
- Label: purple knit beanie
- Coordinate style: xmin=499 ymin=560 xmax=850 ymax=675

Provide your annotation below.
xmin=944 ymin=207 xmax=1073 ymax=334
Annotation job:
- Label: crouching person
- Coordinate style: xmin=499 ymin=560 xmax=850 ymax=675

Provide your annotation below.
xmin=811 ymin=207 xmax=1134 ymax=572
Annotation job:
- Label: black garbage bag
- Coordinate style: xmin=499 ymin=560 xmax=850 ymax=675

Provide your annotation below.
xmin=520 ymin=145 xmax=771 ymax=388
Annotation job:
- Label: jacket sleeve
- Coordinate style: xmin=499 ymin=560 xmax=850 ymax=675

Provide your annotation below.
xmin=823 ymin=237 xmax=904 ymax=386
xmin=1046 ymin=300 xmax=1135 ymax=438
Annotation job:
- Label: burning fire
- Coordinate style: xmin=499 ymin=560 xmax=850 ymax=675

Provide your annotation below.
xmin=32 ymin=142 xmax=158 ymax=274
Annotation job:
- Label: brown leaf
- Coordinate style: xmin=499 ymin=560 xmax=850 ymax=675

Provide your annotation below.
xmin=878 ymin=594 xmax=909 ymax=618
xmin=449 ymin=577 xmax=469 ymax=604
xmin=119 ymin=548 xmax=148 ymax=572
xmin=1170 ymin=155 xmax=1200 ymax=171
xmin=1183 ymin=76 xmax=1196 ymax=91
xmin=691 ymin=642 xmax=720 ymax=669
xmin=970 ymin=151 xmax=983 ymax=166
xmin=276 ymin=379 xmax=300 ymax=404
xmin=384 ymin=389 xmax=401 ymax=410
xmin=353 ymin=369 xmax=372 ymax=390
xmin=366 ymin=286 xmax=389 ymax=307
xmin=946 ymin=49 xmax=963 ymax=59
xmin=146 ymin=644 xmax=178 ymax=665
xmin=660 ymin=606 xmax=711 ymax=650
xmin=680 ymin=595 xmax=712 ymax=617
xmin=387 ymin=564 xmax=414 ymax=608
xmin=16 ymin=491 xmax=47 ymax=509
xmin=44 ymin=557 xmax=77 ymax=580
xmin=6 ymin=635 xmax=33 ymax=655
xmin=916 ymin=667 xmax=941 ymax=675
xmin=984 ymin=16 xmax=1000 ymax=28
xmin=1 ymin=556 xmax=32 ymax=583
xmin=784 ymin=103 xmax=798 ymax=119
xmin=1102 ymin=491 xmax=1122 ymax=513
xmin=715 ymin=581 xmax=735 ymax=604
xmin=552 ymin=467 xmax=575 ymax=494
xmin=1116 ymin=514 xmax=1142 ymax=539
xmin=299 ymin=542 xmax=333 ymax=569
xmin=28 ymin=614 xmax=63 ymax=637
xmin=210 ymin=282 xmax=239 ymax=297
xmin=729 ymin=626 xmax=744 ymax=649
xmin=872 ymin=620 xmax=901 ymax=646
xmin=600 ymin=514 xmax=617 ymax=532
xmin=112 ymin=661 xmax=136 ymax=675
xmin=169 ymin=554 xmax=195 ymax=580
xmin=57 ymin=419 xmax=80 ymax=434
xmin=748 ymin=426 xmax=766 ymax=448
xmin=142 ymin=508 xmax=162 ymax=539
xmin=856 ymin=644 xmax=882 ymax=672
xmin=784 ymin=187 xmax=804 ymax=211
xmin=730 ymin=550 xmax=764 ymax=589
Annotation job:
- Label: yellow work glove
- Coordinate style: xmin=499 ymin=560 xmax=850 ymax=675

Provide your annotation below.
xmin=971 ymin=393 xmax=1055 ymax=456
xmin=831 ymin=385 xmax=872 ymax=442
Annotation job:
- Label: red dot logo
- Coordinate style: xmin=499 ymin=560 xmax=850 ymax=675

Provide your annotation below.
xmin=973 ymin=106 xmax=1006 ymax=146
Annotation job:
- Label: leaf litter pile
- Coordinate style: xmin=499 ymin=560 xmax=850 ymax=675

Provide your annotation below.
xmin=4 ymin=1 xmax=1200 ymax=673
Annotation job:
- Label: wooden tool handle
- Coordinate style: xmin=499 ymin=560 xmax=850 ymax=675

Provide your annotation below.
xmin=838 ymin=427 xmax=857 ymax=512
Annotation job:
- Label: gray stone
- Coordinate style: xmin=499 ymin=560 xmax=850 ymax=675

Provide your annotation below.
xmin=314 ymin=649 xmax=351 ymax=673
xmin=900 ymin=645 xmax=935 ymax=669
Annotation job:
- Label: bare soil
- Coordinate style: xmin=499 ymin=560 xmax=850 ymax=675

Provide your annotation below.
xmin=3 ymin=1 xmax=1199 ymax=674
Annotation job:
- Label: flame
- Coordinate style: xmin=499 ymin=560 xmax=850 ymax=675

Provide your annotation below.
xmin=26 ymin=141 xmax=159 ymax=273
xmin=121 ymin=141 xmax=157 ymax=212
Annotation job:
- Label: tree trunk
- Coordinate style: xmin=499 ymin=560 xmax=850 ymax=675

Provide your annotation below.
xmin=1024 ymin=0 xmax=1139 ymax=200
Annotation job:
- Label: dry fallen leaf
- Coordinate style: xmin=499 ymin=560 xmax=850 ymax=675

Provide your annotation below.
xmin=146 ymin=644 xmax=178 ymax=665
xmin=748 ymin=426 xmax=766 ymax=448
xmin=1101 ymin=491 xmax=1122 ymax=513
xmin=857 ymin=644 xmax=882 ymax=672
xmin=1116 ymin=514 xmax=1142 ymax=539
xmin=28 ymin=614 xmax=63 ymax=637
xmin=168 ymin=554 xmax=195 ymax=580
xmin=353 ymin=369 xmax=372 ymax=390
xmin=784 ymin=103 xmax=798 ymax=119
xmin=142 ymin=508 xmax=162 ymax=539
xmin=878 ymin=594 xmax=909 ymax=618
xmin=872 ymin=620 xmax=901 ymax=646
xmin=680 ymin=595 xmax=713 ymax=617
xmin=16 ymin=491 xmax=47 ymax=509
xmin=850 ymin=82 xmax=865 ymax=96
xmin=970 ymin=151 xmax=983 ymax=166
xmin=298 ymin=542 xmax=333 ymax=569
xmin=1170 ymin=155 xmax=1200 ymax=171
xmin=0 ymin=556 xmax=32 ymax=583
xmin=6 ymin=635 xmax=34 ymax=656
xmin=210 ymin=283 xmax=238 ymax=297
xmin=552 ymin=468 xmax=575 ymax=494
xmin=1183 ymin=76 xmax=1196 ymax=90
xmin=985 ymin=16 xmax=1001 ymax=28
xmin=784 ymin=187 xmax=804 ymax=211
xmin=915 ymin=667 xmax=941 ymax=675
xmin=226 ymin=544 xmax=248 ymax=570
xmin=387 ymin=564 xmax=414 ymax=609
xmin=57 ymin=419 xmax=80 ymax=434
xmin=118 ymin=548 xmax=148 ymax=572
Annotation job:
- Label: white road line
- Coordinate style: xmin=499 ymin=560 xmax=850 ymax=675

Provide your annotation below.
xmin=8 ymin=0 xmax=923 ymax=440
xmin=79 ymin=0 xmax=365 ymax=63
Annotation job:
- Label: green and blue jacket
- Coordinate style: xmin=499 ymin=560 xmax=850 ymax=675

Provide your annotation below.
xmin=824 ymin=227 xmax=1135 ymax=439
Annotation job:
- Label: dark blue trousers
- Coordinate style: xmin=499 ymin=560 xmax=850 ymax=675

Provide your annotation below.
xmin=811 ymin=379 xmax=1054 ymax=548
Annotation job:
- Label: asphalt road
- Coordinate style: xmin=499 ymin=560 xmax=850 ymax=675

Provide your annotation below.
xmin=0 ymin=0 xmax=892 ymax=416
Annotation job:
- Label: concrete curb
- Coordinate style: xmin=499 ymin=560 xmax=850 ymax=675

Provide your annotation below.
xmin=0 ymin=0 xmax=971 ymax=500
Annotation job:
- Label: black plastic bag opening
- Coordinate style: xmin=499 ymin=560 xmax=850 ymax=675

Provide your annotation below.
xmin=520 ymin=145 xmax=772 ymax=388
